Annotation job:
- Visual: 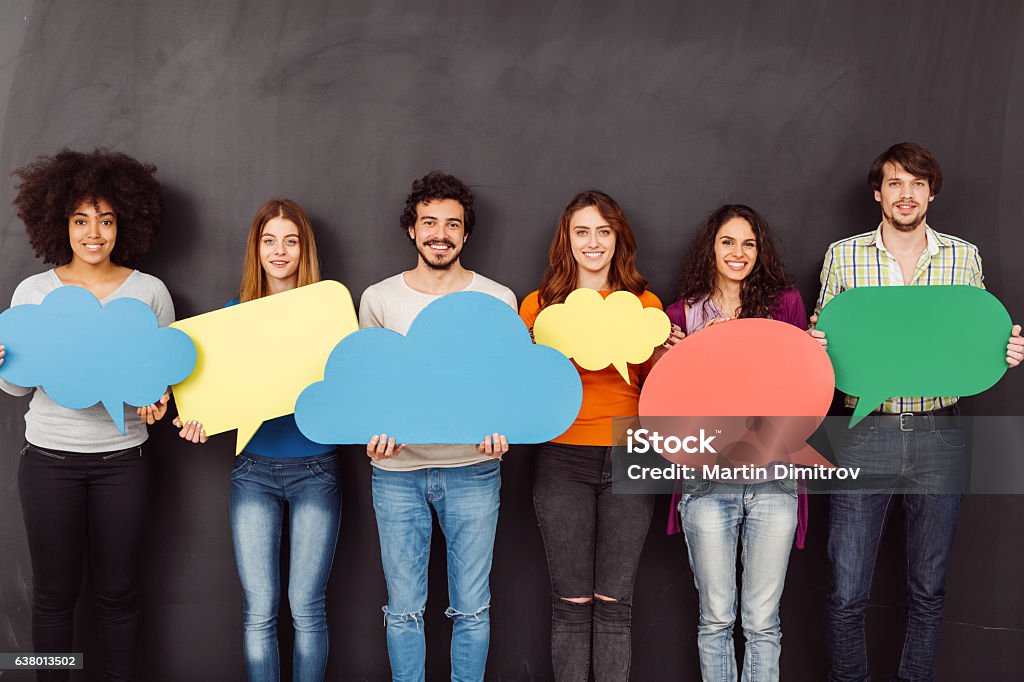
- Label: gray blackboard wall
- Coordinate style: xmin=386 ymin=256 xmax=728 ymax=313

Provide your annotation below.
xmin=1 ymin=1 xmax=1023 ymax=680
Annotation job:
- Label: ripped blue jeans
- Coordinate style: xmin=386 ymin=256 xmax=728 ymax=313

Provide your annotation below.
xmin=371 ymin=460 xmax=500 ymax=682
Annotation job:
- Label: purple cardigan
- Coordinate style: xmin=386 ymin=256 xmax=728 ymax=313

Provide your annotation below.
xmin=662 ymin=288 xmax=810 ymax=549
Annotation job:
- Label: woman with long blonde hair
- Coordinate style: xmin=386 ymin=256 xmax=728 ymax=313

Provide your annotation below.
xmin=172 ymin=198 xmax=339 ymax=682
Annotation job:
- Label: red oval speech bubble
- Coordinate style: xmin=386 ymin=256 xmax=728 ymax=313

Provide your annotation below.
xmin=638 ymin=318 xmax=835 ymax=469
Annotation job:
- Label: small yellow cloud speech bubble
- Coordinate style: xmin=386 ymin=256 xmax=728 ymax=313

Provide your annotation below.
xmin=170 ymin=280 xmax=359 ymax=454
xmin=532 ymin=288 xmax=670 ymax=383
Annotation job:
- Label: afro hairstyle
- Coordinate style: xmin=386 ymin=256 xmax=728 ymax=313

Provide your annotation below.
xmin=12 ymin=148 xmax=163 ymax=266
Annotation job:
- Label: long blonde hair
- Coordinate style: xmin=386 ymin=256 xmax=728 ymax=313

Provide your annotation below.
xmin=239 ymin=198 xmax=322 ymax=302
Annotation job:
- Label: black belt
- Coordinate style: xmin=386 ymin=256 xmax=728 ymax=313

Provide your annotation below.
xmin=860 ymin=405 xmax=961 ymax=432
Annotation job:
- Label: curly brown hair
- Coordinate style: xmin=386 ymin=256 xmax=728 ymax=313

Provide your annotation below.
xmin=537 ymin=190 xmax=648 ymax=309
xmin=400 ymin=171 xmax=475 ymax=237
xmin=12 ymin=148 xmax=163 ymax=265
xmin=676 ymin=204 xmax=793 ymax=320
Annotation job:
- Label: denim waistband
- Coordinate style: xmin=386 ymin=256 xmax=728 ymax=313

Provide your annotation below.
xmin=237 ymin=450 xmax=337 ymax=466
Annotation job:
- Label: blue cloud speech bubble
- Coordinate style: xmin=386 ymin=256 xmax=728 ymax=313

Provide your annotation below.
xmin=0 ymin=286 xmax=197 ymax=432
xmin=294 ymin=291 xmax=583 ymax=444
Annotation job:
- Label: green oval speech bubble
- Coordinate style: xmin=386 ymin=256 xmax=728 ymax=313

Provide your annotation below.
xmin=816 ymin=285 xmax=1010 ymax=426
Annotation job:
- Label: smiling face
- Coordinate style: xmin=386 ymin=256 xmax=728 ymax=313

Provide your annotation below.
xmin=569 ymin=205 xmax=616 ymax=281
xmin=714 ymin=216 xmax=758 ymax=285
xmin=68 ymin=197 xmax=117 ymax=266
xmin=875 ymin=161 xmax=934 ymax=232
xmin=407 ymin=198 xmax=467 ymax=270
xmin=259 ymin=216 xmax=301 ymax=287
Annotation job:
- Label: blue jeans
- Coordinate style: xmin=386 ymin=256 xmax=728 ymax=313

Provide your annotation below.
xmin=826 ymin=418 xmax=965 ymax=682
xmin=230 ymin=452 xmax=341 ymax=682
xmin=680 ymin=479 xmax=798 ymax=682
xmin=371 ymin=460 xmax=501 ymax=682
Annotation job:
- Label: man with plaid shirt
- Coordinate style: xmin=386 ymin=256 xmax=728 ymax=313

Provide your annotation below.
xmin=808 ymin=142 xmax=1024 ymax=681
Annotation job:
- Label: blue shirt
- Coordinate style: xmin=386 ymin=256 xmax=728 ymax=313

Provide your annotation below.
xmin=243 ymin=413 xmax=334 ymax=458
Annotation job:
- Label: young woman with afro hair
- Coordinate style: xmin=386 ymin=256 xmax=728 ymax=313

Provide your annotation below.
xmin=0 ymin=148 xmax=174 ymax=681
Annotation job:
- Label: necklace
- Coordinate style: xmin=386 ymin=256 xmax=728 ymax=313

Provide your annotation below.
xmin=711 ymin=294 xmax=741 ymax=318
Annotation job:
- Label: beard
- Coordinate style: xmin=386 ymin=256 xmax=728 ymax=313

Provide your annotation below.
xmin=416 ymin=239 xmax=461 ymax=270
xmin=885 ymin=204 xmax=927 ymax=232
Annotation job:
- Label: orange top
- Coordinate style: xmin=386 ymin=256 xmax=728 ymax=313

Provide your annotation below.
xmin=520 ymin=289 xmax=663 ymax=446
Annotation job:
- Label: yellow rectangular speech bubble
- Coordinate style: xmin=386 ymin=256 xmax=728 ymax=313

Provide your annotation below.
xmin=170 ymin=280 xmax=359 ymax=454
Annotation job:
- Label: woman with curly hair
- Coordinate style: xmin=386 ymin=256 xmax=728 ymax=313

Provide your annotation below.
xmin=660 ymin=204 xmax=806 ymax=682
xmin=519 ymin=190 xmax=660 ymax=682
xmin=169 ymin=199 xmax=339 ymax=682
xmin=0 ymin=148 xmax=171 ymax=681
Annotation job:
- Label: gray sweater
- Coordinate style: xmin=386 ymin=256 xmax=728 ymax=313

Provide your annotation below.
xmin=358 ymin=271 xmax=517 ymax=471
xmin=0 ymin=269 xmax=175 ymax=452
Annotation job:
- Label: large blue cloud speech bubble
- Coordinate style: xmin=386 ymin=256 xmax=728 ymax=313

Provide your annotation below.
xmin=0 ymin=286 xmax=196 ymax=432
xmin=295 ymin=291 xmax=583 ymax=444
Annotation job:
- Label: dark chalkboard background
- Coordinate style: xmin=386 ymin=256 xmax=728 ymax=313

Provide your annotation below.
xmin=1 ymin=1 xmax=1022 ymax=680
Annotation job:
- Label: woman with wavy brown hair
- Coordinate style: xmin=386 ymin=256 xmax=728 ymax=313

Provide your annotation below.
xmin=519 ymin=190 xmax=660 ymax=681
xmin=661 ymin=204 xmax=806 ymax=682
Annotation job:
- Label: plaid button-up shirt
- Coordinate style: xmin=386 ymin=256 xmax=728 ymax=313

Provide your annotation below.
xmin=813 ymin=224 xmax=984 ymax=413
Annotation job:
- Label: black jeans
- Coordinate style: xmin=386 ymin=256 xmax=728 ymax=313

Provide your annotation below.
xmin=18 ymin=442 xmax=153 ymax=682
xmin=533 ymin=443 xmax=654 ymax=682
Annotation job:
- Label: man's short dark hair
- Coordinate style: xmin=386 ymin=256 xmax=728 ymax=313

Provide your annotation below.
xmin=868 ymin=142 xmax=943 ymax=196
xmin=400 ymin=171 xmax=475 ymax=236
